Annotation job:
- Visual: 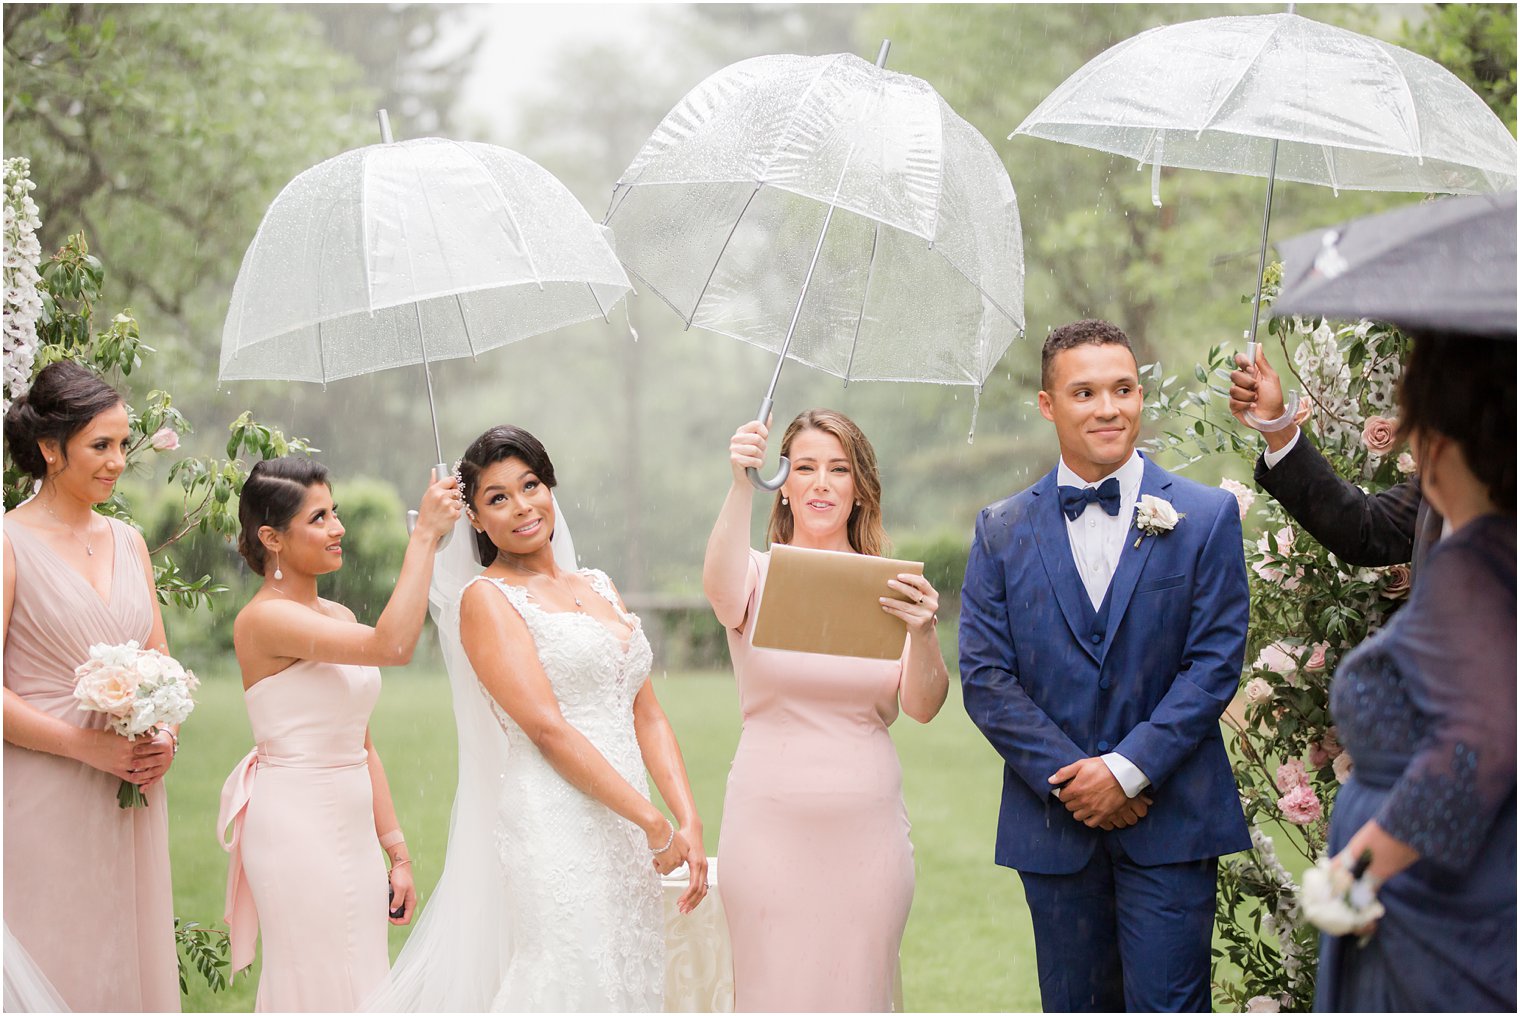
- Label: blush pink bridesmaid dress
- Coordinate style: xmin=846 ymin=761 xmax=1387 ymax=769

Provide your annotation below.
xmin=3 ymin=517 xmax=180 ymax=1012
xmin=218 ymin=660 xmax=389 ymax=1012
xmin=718 ymin=549 xmax=914 ymax=1012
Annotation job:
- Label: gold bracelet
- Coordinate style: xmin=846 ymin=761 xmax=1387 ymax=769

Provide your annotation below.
xmin=388 ymin=857 xmax=412 ymax=872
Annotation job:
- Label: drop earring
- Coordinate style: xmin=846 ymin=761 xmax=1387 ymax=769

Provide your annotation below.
xmin=272 ymin=551 xmax=283 ymax=581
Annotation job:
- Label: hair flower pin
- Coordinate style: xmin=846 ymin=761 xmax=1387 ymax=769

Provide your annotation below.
xmin=1133 ymin=494 xmax=1184 ymax=548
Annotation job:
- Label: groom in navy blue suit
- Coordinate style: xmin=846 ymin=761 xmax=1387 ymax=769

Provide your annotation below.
xmin=960 ymin=321 xmax=1250 ymax=1012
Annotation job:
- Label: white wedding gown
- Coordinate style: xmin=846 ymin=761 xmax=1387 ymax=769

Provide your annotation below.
xmin=365 ymin=509 xmax=663 ymax=1013
xmin=474 ymin=572 xmax=664 ymax=1011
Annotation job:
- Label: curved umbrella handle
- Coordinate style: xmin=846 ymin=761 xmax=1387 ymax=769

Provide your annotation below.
xmin=745 ymin=397 xmax=791 ymax=491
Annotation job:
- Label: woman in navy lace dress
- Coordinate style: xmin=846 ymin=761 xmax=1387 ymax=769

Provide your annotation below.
xmin=1316 ymin=333 xmax=1516 ymax=1012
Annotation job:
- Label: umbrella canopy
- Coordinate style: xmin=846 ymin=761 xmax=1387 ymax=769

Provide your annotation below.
xmin=1012 ymin=12 xmax=1517 ymax=199
xmin=220 ymin=137 xmax=632 ymax=385
xmin=1274 ymin=190 xmax=1517 ymax=336
xmin=605 ymin=51 xmax=1024 ymax=390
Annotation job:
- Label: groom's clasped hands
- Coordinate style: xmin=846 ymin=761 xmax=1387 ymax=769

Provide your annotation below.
xmin=1048 ymin=756 xmax=1153 ymax=830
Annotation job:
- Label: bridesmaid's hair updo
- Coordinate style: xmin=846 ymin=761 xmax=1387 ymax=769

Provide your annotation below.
xmin=769 ymin=408 xmax=888 ymax=557
xmin=458 ymin=425 xmax=557 ymax=566
xmin=2 ymin=361 xmax=125 ymax=480
xmin=1397 ymin=330 xmax=1516 ymax=513
xmin=237 ymin=456 xmax=331 ymax=575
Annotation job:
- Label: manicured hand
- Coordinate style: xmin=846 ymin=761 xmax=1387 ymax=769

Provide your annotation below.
xmin=728 ymin=418 xmax=770 ymax=484
xmin=131 ymin=727 xmax=176 ymax=788
xmin=1049 ymin=756 xmax=1131 ymax=828
xmin=75 ymin=727 xmax=145 ymax=783
xmin=415 ymin=468 xmax=463 ymax=541
xmin=672 ymin=826 xmax=709 ymax=915
xmin=881 ymin=573 xmax=939 ymax=636
xmin=387 ymin=861 xmax=417 ymax=925
xmin=1229 ymin=346 xmax=1287 ymax=427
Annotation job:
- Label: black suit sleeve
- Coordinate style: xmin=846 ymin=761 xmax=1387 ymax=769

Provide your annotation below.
xmin=1253 ymin=433 xmax=1420 ymax=567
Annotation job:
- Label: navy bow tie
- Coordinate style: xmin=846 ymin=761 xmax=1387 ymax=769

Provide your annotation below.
xmin=1058 ymin=477 xmax=1121 ymax=521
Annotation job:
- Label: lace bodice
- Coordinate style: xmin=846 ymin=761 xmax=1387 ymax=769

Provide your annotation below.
xmin=466 ymin=568 xmax=663 ymax=1012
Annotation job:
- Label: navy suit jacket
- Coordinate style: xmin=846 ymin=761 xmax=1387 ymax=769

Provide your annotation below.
xmin=959 ymin=455 xmax=1252 ymax=874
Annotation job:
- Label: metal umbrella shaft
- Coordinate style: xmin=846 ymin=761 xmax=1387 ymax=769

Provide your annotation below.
xmin=746 ymin=40 xmax=893 ymax=491
xmin=1239 ymin=136 xmax=1300 ymax=432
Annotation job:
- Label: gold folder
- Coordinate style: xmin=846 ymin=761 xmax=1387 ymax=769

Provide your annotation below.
xmin=751 ymin=543 xmax=926 ymax=660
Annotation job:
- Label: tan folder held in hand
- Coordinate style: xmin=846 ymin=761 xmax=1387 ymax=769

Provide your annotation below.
xmin=751 ymin=543 xmax=925 ymax=660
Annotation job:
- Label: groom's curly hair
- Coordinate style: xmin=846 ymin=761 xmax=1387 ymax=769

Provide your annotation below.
xmin=1040 ymin=319 xmax=1134 ymax=391
xmin=458 ymin=425 xmax=558 ymax=566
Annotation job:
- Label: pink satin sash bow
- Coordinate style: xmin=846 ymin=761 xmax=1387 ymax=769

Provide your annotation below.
xmin=217 ymin=747 xmax=260 ymax=974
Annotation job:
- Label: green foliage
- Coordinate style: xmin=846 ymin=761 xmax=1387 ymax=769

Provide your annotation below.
xmin=1145 ymin=268 xmax=1411 ymax=1010
xmin=173 ymin=919 xmax=231 ymax=996
xmin=1401 ymin=3 xmax=1518 ymax=134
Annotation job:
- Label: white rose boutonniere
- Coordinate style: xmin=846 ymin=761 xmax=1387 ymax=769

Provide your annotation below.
xmin=1132 ymin=494 xmax=1184 ymax=548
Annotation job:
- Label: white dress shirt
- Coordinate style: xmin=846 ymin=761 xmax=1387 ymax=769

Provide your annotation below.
xmin=1261 ymin=428 xmax=1300 ymax=468
xmin=1055 ymin=450 xmax=1150 ymax=800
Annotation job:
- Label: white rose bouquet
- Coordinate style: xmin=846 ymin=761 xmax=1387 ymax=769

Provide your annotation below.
xmin=72 ymin=640 xmax=199 ymax=808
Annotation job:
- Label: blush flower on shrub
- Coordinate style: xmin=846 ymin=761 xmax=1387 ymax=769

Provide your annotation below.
xmin=1360 ymin=415 xmax=1398 ymax=454
xmin=150 ymin=426 xmax=180 ymax=452
xmin=1380 ymin=564 xmax=1412 ymax=599
xmin=1275 ymin=758 xmax=1309 ymax=793
xmin=1277 ymin=783 xmax=1323 ymax=825
xmin=1220 ymin=478 xmax=1255 ymax=520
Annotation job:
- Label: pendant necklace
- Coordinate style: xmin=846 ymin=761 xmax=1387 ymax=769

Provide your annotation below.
xmin=41 ymin=496 xmax=96 ymax=556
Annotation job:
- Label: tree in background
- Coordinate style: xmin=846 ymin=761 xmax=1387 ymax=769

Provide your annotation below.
xmin=3 ymin=4 xmax=373 ymax=378
xmin=1401 ymin=2 xmax=1517 ymax=132
xmin=303 ymin=3 xmax=484 ymax=136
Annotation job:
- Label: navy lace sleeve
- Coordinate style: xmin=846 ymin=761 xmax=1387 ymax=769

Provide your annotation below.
xmin=1375 ymin=516 xmax=1517 ymax=869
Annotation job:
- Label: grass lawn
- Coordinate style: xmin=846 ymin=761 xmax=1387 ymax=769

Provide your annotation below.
xmin=169 ymin=665 xmax=1038 ymax=1012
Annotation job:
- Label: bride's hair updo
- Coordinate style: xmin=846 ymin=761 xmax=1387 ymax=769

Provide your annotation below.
xmin=3 ymin=362 xmax=125 ymax=480
xmin=237 ymin=456 xmax=331 ymax=575
xmin=458 ymin=425 xmax=557 ymax=566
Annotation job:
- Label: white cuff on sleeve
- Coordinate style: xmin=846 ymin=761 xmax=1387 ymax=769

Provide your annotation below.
xmin=1101 ymin=752 xmax=1151 ymax=799
xmin=1261 ymin=428 xmax=1301 ymax=468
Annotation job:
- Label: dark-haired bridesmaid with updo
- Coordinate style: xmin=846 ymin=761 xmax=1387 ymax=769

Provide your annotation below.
xmin=3 ymin=361 xmax=181 ymax=1011
xmin=218 ymin=455 xmax=459 ymax=1011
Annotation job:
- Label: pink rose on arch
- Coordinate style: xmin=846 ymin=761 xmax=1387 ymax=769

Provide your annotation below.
xmin=1361 ymin=415 xmax=1398 ymax=455
xmin=1308 ymin=727 xmax=1344 ymax=769
xmin=1253 ymin=642 xmax=1297 ymax=677
xmin=1244 ymin=676 xmax=1273 ymax=705
xmin=1380 ymin=564 xmax=1413 ymax=599
xmin=1275 ymin=758 xmax=1309 ymax=793
xmin=1277 ymin=782 xmax=1323 ymax=825
xmin=150 ymin=427 xmax=180 ymax=452
xmin=1333 ymin=751 xmax=1355 ymax=784
xmin=1396 ymin=451 xmax=1417 ymax=475
xmin=1304 ymin=641 xmax=1330 ymax=673
xmin=1220 ymin=478 xmax=1255 ymax=520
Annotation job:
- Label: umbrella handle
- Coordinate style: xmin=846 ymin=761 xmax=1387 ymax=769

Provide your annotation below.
xmin=1241 ymin=340 xmax=1302 ymax=433
xmin=405 ymin=462 xmax=456 ymax=546
xmin=745 ymin=397 xmax=791 ymax=491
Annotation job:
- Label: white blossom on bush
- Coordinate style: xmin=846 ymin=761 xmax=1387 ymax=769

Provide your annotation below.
xmin=2 ymin=157 xmax=43 ymax=414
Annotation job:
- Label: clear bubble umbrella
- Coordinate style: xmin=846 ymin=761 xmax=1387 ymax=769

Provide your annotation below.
xmin=605 ymin=42 xmax=1025 ymax=488
xmin=219 ymin=114 xmax=633 ymax=473
xmin=1011 ymin=8 xmax=1516 ymax=423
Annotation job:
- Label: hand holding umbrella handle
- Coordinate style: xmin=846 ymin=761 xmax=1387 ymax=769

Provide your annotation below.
xmin=745 ymin=397 xmax=791 ymax=491
xmin=405 ymin=462 xmax=456 ymax=546
xmin=1240 ymin=338 xmax=1302 ymax=433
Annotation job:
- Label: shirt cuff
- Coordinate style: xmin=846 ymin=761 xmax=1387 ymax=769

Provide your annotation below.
xmin=1261 ymin=428 xmax=1301 ymax=468
xmin=1101 ymin=752 xmax=1151 ymax=799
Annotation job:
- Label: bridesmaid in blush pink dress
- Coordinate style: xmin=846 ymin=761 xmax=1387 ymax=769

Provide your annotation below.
xmin=2 ymin=363 xmax=180 ymax=1011
xmin=217 ymin=456 xmax=459 ymax=1011
xmin=703 ymin=409 xmax=951 ymax=1012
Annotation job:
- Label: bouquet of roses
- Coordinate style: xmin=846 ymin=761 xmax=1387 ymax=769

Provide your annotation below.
xmin=72 ymin=640 xmax=199 ymax=808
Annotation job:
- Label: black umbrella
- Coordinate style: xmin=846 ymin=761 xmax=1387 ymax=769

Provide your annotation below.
xmin=1273 ymin=190 xmax=1517 ymax=337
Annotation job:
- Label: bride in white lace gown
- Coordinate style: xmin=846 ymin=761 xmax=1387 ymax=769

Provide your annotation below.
xmin=367 ymin=425 xmax=708 ymax=1013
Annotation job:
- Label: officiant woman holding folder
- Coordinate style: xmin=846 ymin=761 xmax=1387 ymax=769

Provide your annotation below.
xmin=703 ymin=408 xmax=949 ymax=1012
